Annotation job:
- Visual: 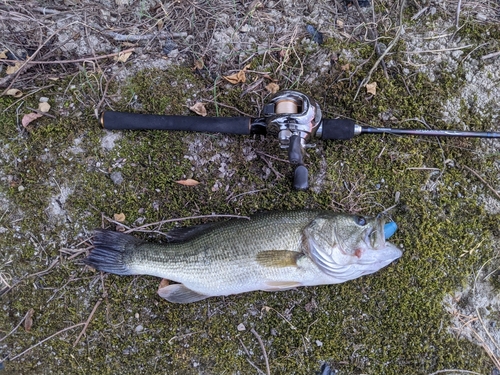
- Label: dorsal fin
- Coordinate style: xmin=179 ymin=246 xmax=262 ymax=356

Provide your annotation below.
xmin=166 ymin=222 xmax=219 ymax=242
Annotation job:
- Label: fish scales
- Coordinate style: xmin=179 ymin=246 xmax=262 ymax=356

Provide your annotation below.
xmin=127 ymin=211 xmax=317 ymax=293
xmin=84 ymin=210 xmax=402 ymax=303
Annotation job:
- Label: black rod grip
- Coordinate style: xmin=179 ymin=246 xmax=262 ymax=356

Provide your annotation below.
xmin=101 ymin=111 xmax=252 ymax=135
xmin=321 ymin=118 xmax=357 ymax=140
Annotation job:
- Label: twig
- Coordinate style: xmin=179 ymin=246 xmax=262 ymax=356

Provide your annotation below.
xmin=455 ymin=0 xmax=462 ymax=29
xmin=227 ymin=188 xmax=268 ymax=202
xmin=73 ymin=299 xmax=102 ymax=346
xmin=0 ymin=22 xmax=78 ymax=93
xmin=32 ymin=7 xmax=62 ymax=15
xmin=238 ymin=338 xmax=266 ymax=375
xmin=462 ymin=165 xmax=500 ymax=200
xmin=482 ymin=51 xmax=500 ymax=60
xmin=404 ymin=45 xmax=474 ymax=54
xmin=2 ymin=85 xmax=55 ymax=113
xmin=25 ymin=107 xmax=57 ymax=119
xmin=255 ymin=151 xmax=290 ymax=164
xmin=9 ymin=323 xmax=85 ymax=361
xmin=101 ymin=214 xmax=250 ymax=234
xmin=0 ymin=310 xmax=31 ymax=343
xmin=352 ymin=0 xmax=388 ymax=78
xmin=428 ymin=370 xmax=482 ymax=375
xmin=0 ymin=48 xmax=135 ymax=66
xmin=354 ymin=0 xmax=406 ymax=101
xmin=102 ymin=30 xmax=187 ymax=42
xmin=202 ymin=98 xmax=255 ymax=117
xmin=250 ymin=328 xmax=270 ymax=375
xmin=411 ymin=6 xmax=428 ymax=20
xmin=167 ymin=331 xmax=203 ymax=345
xmin=94 ymin=69 xmax=121 ymax=119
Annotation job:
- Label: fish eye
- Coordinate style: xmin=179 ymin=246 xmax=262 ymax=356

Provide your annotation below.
xmin=355 ymin=216 xmax=367 ymax=226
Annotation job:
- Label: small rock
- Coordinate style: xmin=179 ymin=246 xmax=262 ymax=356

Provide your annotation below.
xmin=18 ymin=185 xmax=25 ymax=192
xmin=240 ymin=24 xmax=251 ymax=33
xmin=476 ymin=13 xmax=488 ymax=22
xmin=163 ymin=40 xmax=177 ymax=55
xmin=305 ymin=25 xmax=324 ymax=45
xmin=110 ymin=171 xmax=124 ymax=185
xmin=135 ymin=325 xmax=143 ymax=332
xmin=167 ymin=49 xmax=179 ymax=58
xmin=316 ymin=340 xmax=323 ymax=347
xmin=237 ymin=323 xmax=246 ymax=331
xmin=39 ymin=97 xmax=49 ymax=103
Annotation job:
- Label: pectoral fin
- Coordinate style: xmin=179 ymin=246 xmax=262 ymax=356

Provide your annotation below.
xmin=157 ymin=283 xmax=209 ymax=304
xmin=256 ymin=250 xmax=302 ymax=268
xmin=263 ymin=281 xmax=302 ymax=291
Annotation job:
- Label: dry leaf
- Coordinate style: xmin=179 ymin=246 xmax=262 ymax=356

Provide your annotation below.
xmin=114 ymin=51 xmax=132 ymax=63
xmin=158 ymin=278 xmax=169 ymax=290
xmin=189 ymin=102 xmax=207 ymax=117
xmin=6 ymin=88 xmax=22 ymax=98
xmin=366 ymin=82 xmax=377 ymax=95
xmin=114 ymin=212 xmax=126 ymax=222
xmin=223 ymin=64 xmax=250 ymax=84
xmin=224 ymin=70 xmax=246 ymax=84
xmin=6 ymin=61 xmax=22 ymax=75
xmin=340 ymin=63 xmax=350 ymax=71
xmin=336 ymin=19 xmax=344 ymax=28
xmin=265 ymin=82 xmax=280 ymax=94
xmin=22 ymin=113 xmax=43 ymax=127
xmin=194 ymin=59 xmax=204 ymax=70
xmin=175 ymin=179 xmax=199 ymax=186
xmin=38 ymin=102 xmax=51 ymax=113
xmin=24 ymin=308 xmax=34 ymax=332
xmin=0 ymin=50 xmax=7 ymax=59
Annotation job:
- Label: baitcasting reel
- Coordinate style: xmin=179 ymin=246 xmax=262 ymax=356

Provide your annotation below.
xmin=100 ymin=90 xmax=500 ymax=190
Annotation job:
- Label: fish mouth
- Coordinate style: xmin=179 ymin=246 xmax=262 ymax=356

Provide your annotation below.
xmin=365 ymin=219 xmax=384 ymax=250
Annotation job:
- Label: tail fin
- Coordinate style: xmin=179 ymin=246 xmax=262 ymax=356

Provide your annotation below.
xmin=84 ymin=229 xmax=143 ymax=275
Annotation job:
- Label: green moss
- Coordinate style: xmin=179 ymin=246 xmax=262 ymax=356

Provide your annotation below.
xmin=1 ymin=32 xmax=498 ymax=375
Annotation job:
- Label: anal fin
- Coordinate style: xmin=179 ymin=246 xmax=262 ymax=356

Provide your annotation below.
xmin=263 ymin=281 xmax=302 ymax=291
xmin=157 ymin=283 xmax=209 ymax=304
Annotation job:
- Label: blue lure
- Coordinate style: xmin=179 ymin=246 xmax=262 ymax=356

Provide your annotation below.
xmin=384 ymin=222 xmax=398 ymax=240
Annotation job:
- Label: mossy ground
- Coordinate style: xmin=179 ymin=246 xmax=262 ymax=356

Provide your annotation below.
xmin=1 ymin=17 xmax=499 ymax=375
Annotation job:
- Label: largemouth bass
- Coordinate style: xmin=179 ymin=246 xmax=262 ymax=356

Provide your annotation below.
xmin=84 ymin=210 xmax=402 ymax=303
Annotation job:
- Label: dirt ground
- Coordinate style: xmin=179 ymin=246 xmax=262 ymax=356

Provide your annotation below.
xmin=0 ymin=0 xmax=499 ymax=374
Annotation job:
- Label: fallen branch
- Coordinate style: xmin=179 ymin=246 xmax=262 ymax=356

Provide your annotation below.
xmin=250 ymin=328 xmax=270 ymax=375
xmin=0 ymin=48 xmax=135 ymax=66
xmin=354 ymin=0 xmax=406 ymax=101
xmin=9 ymin=323 xmax=85 ymax=361
xmin=482 ymin=50 xmax=500 ymax=60
xmin=102 ymin=30 xmax=187 ymax=42
xmin=462 ymin=164 xmax=500 ymax=200
xmin=0 ymin=310 xmax=31 ymax=343
xmin=73 ymin=299 xmax=102 ymax=347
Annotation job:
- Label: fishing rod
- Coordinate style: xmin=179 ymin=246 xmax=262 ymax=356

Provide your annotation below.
xmin=101 ymin=90 xmax=500 ymax=190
